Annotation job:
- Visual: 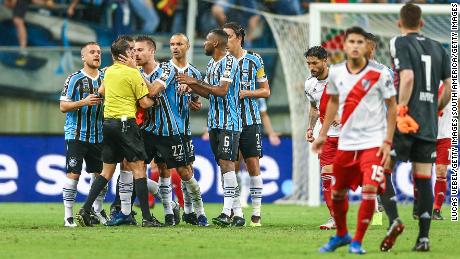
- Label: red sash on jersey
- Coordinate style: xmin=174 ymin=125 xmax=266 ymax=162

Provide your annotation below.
xmin=341 ymin=70 xmax=381 ymax=125
xmin=318 ymin=83 xmax=330 ymax=124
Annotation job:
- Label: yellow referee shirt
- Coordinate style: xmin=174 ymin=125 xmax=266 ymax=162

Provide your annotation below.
xmin=103 ymin=62 xmax=149 ymax=119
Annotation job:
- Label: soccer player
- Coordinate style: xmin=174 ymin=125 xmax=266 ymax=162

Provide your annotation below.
xmin=178 ymin=29 xmax=241 ymax=227
xmin=76 ymin=37 xmax=163 ymax=227
xmin=432 ymin=83 xmax=452 ymax=220
xmin=365 ymin=32 xmax=403 ymax=232
xmin=312 ymin=26 xmax=397 ymax=254
xmin=60 ymin=42 xmax=107 ymax=227
xmin=304 ymin=46 xmax=339 ymax=230
xmin=223 ymin=22 xmax=270 ymax=227
xmin=385 ymin=3 xmax=451 ymax=251
xmin=137 ymin=34 xmax=208 ymax=226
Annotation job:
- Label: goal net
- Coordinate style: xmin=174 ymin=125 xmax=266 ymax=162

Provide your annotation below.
xmin=265 ymin=3 xmax=450 ymax=206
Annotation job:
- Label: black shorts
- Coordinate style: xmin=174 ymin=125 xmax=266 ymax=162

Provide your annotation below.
xmin=65 ymin=140 xmax=102 ymax=174
xmin=184 ymin=134 xmax=196 ymax=163
xmin=102 ymin=119 xmax=147 ymax=164
xmin=143 ymin=132 xmax=192 ymax=169
xmin=13 ymin=0 xmax=31 ymax=18
xmin=209 ymin=128 xmax=240 ymax=162
xmin=392 ymin=133 xmax=436 ymax=163
xmin=239 ymin=124 xmax=263 ymax=159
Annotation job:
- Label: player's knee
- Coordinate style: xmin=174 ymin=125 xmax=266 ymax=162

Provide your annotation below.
xmin=245 ymin=157 xmax=260 ymax=176
xmin=219 ymin=159 xmax=234 ymax=173
xmin=436 ymin=164 xmax=448 ymax=177
xmin=177 ymin=166 xmax=192 ymax=181
xmin=362 ymin=184 xmax=378 ymax=193
xmin=66 ymin=172 xmax=80 ymax=180
xmin=332 ymin=189 xmax=347 ymax=199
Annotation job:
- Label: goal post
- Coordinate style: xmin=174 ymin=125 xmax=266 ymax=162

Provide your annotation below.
xmin=265 ymin=3 xmax=450 ymax=206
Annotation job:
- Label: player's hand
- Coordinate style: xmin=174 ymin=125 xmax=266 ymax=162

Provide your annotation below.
xmin=331 ymin=120 xmax=340 ymax=127
xmin=201 ymin=130 xmax=209 ymax=141
xmin=177 ymin=74 xmax=198 ymax=86
xmin=118 ymin=54 xmax=137 ymax=68
xmin=269 ymin=133 xmax=281 ymax=146
xmin=189 ymin=99 xmax=202 ymax=111
xmin=376 ymin=140 xmax=392 ymax=165
xmin=396 ymin=105 xmax=419 ymax=134
xmin=312 ymin=135 xmax=326 ymax=154
xmin=66 ymin=5 xmax=75 ymax=17
xmin=305 ymin=128 xmax=315 ymax=143
xmin=239 ymin=90 xmax=249 ymax=99
xmin=83 ymin=94 xmax=102 ymax=106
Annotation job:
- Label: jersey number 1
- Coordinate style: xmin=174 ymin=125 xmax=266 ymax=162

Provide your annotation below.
xmin=421 ymin=55 xmax=431 ymax=91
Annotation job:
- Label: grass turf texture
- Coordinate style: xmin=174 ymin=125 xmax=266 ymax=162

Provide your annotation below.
xmin=0 ymin=203 xmax=458 ymax=258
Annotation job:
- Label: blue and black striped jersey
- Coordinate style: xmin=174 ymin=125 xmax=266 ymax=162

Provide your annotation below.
xmin=235 ymin=50 xmax=268 ymax=126
xmin=60 ymin=69 xmax=104 ymax=143
xmin=139 ymin=64 xmax=163 ymax=132
xmin=205 ymin=54 xmax=241 ymax=131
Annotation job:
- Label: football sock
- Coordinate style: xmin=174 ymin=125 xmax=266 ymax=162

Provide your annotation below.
xmin=434 ymin=176 xmax=447 ymax=210
xmin=171 ymin=171 xmax=184 ymax=208
xmin=321 ymin=172 xmax=334 ymax=217
xmin=63 ymin=177 xmax=78 ymax=219
xmin=160 ymin=177 xmax=173 ymax=215
xmin=415 ymin=176 xmax=433 ymax=240
xmin=83 ymin=175 xmax=108 ymax=212
xmin=134 ymin=178 xmax=151 ymax=220
xmin=147 ymin=178 xmax=162 ymax=201
xmin=93 ymin=183 xmax=107 ymax=214
xmin=182 ymin=180 xmax=194 ymax=214
xmin=332 ymin=195 xmax=349 ymax=237
xmin=183 ymin=176 xmax=205 ymax=216
xmin=353 ymin=191 xmax=376 ymax=243
xmin=119 ymin=170 xmax=134 ymax=215
xmin=232 ymin=183 xmax=243 ymax=218
xmin=250 ymin=175 xmax=263 ymax=217
xmin=222 ymin=171 xmax=237 ymax=216
xmin=381 ymin=173 xmax=399 ymax=227
xmin=110 ymin=174 xmax=121 ymax=209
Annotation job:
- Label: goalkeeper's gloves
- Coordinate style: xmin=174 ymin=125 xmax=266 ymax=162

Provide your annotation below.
xmin=396 ymin=105 xmax=419 ymax=134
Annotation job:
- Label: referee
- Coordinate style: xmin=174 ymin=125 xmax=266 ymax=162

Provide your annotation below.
xmin=76 ymin=38 xmax=162 ymax=227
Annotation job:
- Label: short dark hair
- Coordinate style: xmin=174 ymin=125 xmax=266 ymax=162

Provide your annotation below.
xmin=111 ymin=38 xmax=130 ymax=59
xmin=400 ymin=3 xmax=421 ymax=29
xmin=81 ymin=41 xmax=99 ymax=51
xmin=223 ymin=22 xmax=245 ymax=47
xmin=135 ymin=35 xmax=157 ymax=50
xmin=344 ymin=26 xmax=368 ymax=40
xmin=116 ymin=35 xmax=134 ymax=42
xmin=209 ymin=29 xmax=229 ymax=47
xmin=304 ymin=46 xmax=327 ymax=60
xmin=366 ymin=32 xmax=378 ymax=49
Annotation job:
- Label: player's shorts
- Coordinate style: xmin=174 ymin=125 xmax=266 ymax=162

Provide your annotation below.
xmin=209 ymin=128 xmax=240 ymax=162
xmin=436 ymin=138 xmax=451 ymax=165
xmin=143 ymin=132 xmax=191 ymax=169
xmin=332 ymin=147 xmax=386 ymax=194
xmin=184 ymin=134 xmax=196 ymax=163
xmin=102 ymin=118 xmax=147 ymax=164
xmin=319 ymin=136 xmax=338 ymax=167
xmin=392 ymin=133 xmax=436 ymax=163
xmin=13 ymin=0 xmax=30 ymax=18
xmin=239 ymin=124 xmax=263 ymax=159
xmin=65 ymin=140 xmax=102 ymax=174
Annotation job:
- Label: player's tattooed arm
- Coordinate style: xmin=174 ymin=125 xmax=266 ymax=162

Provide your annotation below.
xmin=306 ymin=103 xmax=319 ymax=143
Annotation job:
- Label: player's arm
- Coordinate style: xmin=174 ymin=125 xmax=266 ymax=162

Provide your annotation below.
xmin=138 ymin=95 xmax=155 ymax=109
xmin=397 ymin=69 xmax=414 ymax=106
xmin=306 ymin=102 xmax=319 ymax=142
xmin=438 ymin=78 xmax=452 ymax=112
xmin=312 ymin=95 xmax=338 ymax=153
xmin=60 ymin=94 xmax=102 ymax=113
xmin=189 ymin=95 xmax=202 ymax=112
xmin=378 ymin=96 xmax=397 ymax=165
xmin=145 ymin=80 xmax=166 ymax=97
xmin=260 ymin=110 xmax=281 ymax=146
xmin=177 ymin=74 xmax=230 ymax=97
xmin=240 ymin=80 xmax=270 ymax=99
xmin=98 ymin=83 xmax=105 ymax=96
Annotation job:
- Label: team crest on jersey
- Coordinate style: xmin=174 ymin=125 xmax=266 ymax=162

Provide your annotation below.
xmin=82 ymin=78 xmax=90 ymax=93
xmin=362 ymin=79 xmax=370 ymax=90
xmin=68 ymin=157 xmax=78 ymax=168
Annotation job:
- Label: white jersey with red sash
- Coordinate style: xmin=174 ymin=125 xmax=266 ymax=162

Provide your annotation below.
xmin=327 ymin=60 xmax=396 ymax=151
xmin=304 ymin=76 xmax=340 ymax=137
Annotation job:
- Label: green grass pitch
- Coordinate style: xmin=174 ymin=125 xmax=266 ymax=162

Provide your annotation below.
xmin=0 ymin=203 xmax=458 ymax=258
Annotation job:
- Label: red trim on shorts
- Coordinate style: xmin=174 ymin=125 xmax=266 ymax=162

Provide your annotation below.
xmin=413 ymin=173 xmax=432 ymax=179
